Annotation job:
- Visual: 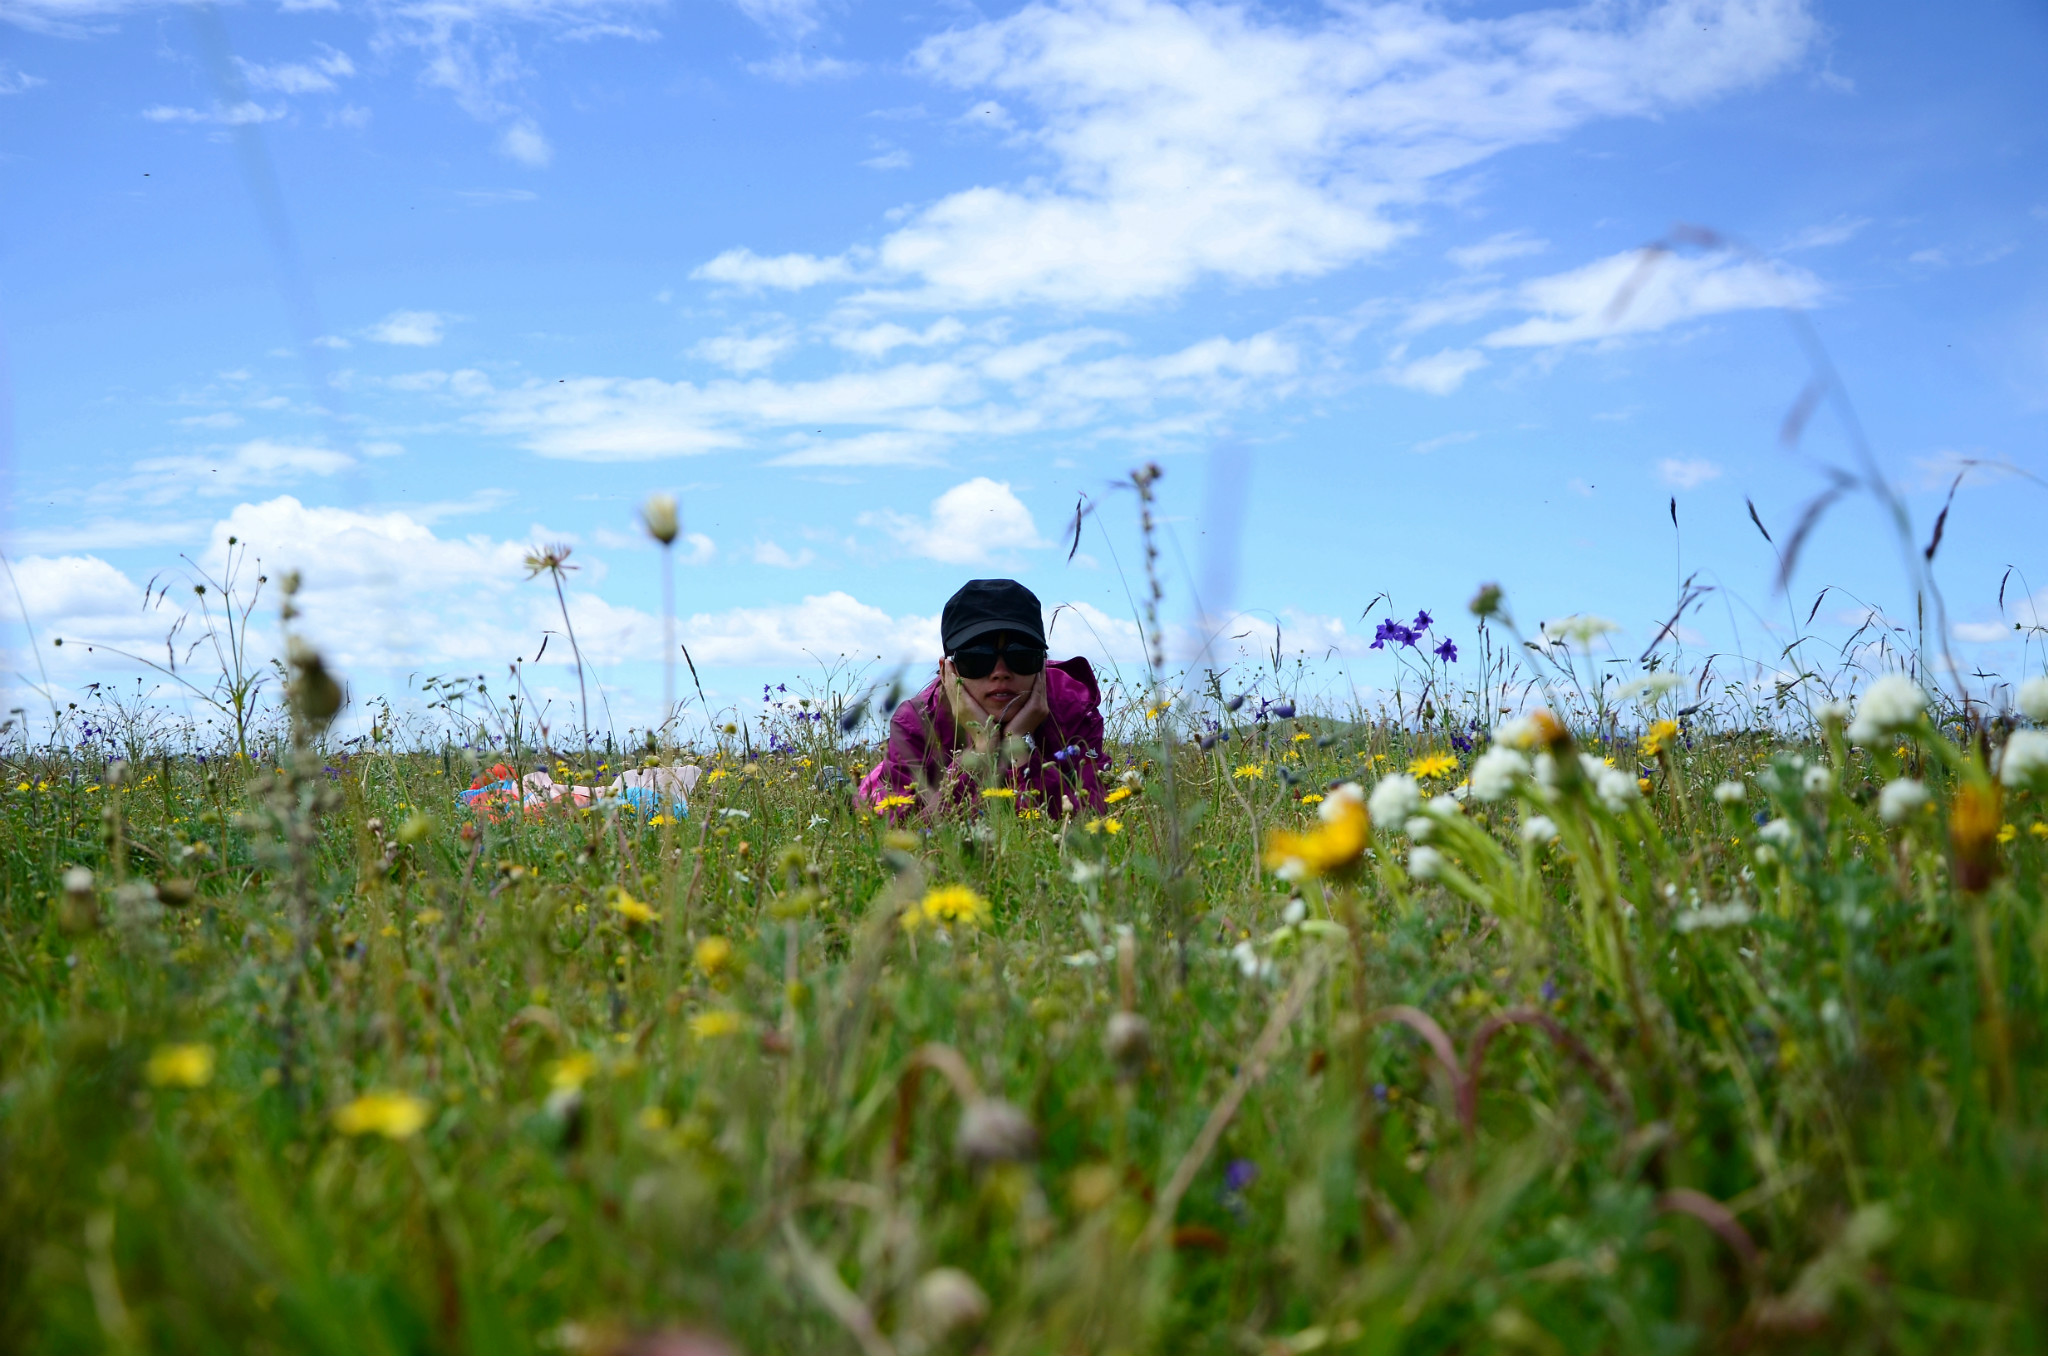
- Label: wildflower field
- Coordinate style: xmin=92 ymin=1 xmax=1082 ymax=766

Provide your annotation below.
xmin=6 ymin=606 xmax=2048 ymax=1355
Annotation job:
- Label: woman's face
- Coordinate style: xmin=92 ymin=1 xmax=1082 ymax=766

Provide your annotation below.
xmin=951 ymin=631 xmax=1032 ymax=716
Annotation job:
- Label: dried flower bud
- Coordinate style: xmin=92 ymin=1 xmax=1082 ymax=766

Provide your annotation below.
xmin=956 ymin=1097 xmax=1038 ymax=1166
xmin=60 ymin=865 xmax=98 ymax=933
xmin=910 ymin=1267 xmax=989 ymax=1339
xmin=1104 ymin=1011 xmax=1151 ymax=1072
xmin=287 ymin=638 xmax=344 ymax=731
xmin=642 ymin=493 xmax=680 ymax=546
xmin=1469 ymin=582 xmax=1503 ymax=618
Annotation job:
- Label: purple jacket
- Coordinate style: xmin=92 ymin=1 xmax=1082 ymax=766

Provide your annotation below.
xmin=857 ymin=657 xmax=1107 ymax=819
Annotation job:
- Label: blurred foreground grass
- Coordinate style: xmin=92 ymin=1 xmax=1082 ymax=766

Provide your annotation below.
xmin=4 ymin=689 xmax=2048 ymax=1355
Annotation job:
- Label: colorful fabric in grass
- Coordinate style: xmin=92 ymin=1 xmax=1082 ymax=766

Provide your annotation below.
xmin=458 ymin=765 xmax=701 ymax=823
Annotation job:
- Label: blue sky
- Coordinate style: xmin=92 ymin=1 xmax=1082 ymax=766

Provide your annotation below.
xmin=3 ymin=0 xmax=2045 ymax=738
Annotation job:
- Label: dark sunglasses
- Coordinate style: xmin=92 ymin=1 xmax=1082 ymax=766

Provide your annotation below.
xmin=949 ymin=637 xmax=1047 ymax=680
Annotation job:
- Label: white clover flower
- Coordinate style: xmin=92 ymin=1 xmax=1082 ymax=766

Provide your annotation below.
xmin=1493 ymin=714 xmax=1540 ymax=749
xmin=1846 ymin=674 xmax=1928 ymax=745
xmin=1230 ymin=938 xmax=1276 ymax=982
xmin=1429 ymin=794 xmax=1460 ymax=817
xmin=1405 ymin=815 xmax=1434 ymax=842
xmin=1754 ymin=844 xmax=1780 ymax=866
xmin=1877 ymin=778 xmax=1929 ymax=826
xmin=1368 ymin=774 xmax=1421 ymax=828
xmin=1319 ymin=781 xmax=1365 ymax=823
xmin=1758 ymin=817 xmax=1797 ymax=847
xmin=1596 ymin=767 xmax=1639 ymax=814
xmin=1813 ymin=699 xmax=1853 ymax=725
xmin=1541 ymin=614 xmax=1621 ymax=648
xmin=1408 ymin=846 xmax=1444 ymax=880
xmin=1802 ymin=765 xmax=1835 ymax=795
xmin=1470 ymin=746 xmax=1529 ymax=802
xmin=1519 ymin=814 xmax=1558 ymax=846
xmin=1616 ymin=672 xmax=1684 ymax=707
xmin=2020 ymin=676 xmax=2048 ymax=724
xmin=1999 ymin=730 xmax=2048 ymax=791
xmin=1281 ymin=897 xmax=1308 ymax=926
xmin=1712 ymin=780 xmax=1746 ymax=806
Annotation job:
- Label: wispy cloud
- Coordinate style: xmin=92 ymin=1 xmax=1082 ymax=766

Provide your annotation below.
xmin=366 ymin=310 xmax=449 ymax=346
xmin=1483 ymin=249 xmax=1823 ymax=348
xmin=1447 ymin=231 xmax=1547 ymax=271
xmin=692 ymin=0 xmax=1817 ymax=310
xmin=1658 ymin=457 xmax=1723 ymax=489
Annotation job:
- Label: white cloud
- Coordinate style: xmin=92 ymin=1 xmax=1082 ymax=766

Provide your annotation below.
xmin=1384 ymin=346 xmax=1485 ymax=395
xmin=681 ymin=591 xmax=939 ymax=666
xmin=142 ymin=101 xmax=285 ymax=126
xmin=749 ymin=51 xmax=859 ymax=82
xmin=1447 ymin=231 xmax=1547 ymax=270
xmin=863 ymin=147 xmax=911 ymax=171
xmin=499 ymin=120 xmax=553 ymax=167
xmin=237 ymin=46 xmax=354 ymax=95
xmin=5 ymin=518 xmax=206 ymax=555
xmin=693 ymin=331 xmax=797 ymax=374
xmin=0 ymin=65 xmax=46 ymax=94
xmin=367 ymin=310 xmax=448 ymax=346
xmin=869 ymin=477 xmax=1042 ymax=564
xmin=693 ymin=249 xmax=860 ymax=290
xmin=123 ymin=439 xmax=355 ymax=502
xmin=729 ymin=0 xmax=821 ymax=41
xmin=177 ymin=411 xmax=244 ymax=428
xmin=1782 ymin=215 xmax=1869 ymax=251
xmin=829 ymin=317 xmax=967 ymax=358
xmin=1659 ymin=457 xmax=1723 ymax=489
xmin=766 ymin=432 xmax=951 ymax=467
xmin=1483 ymin=248 xmax=1824 ymax=348
xmin=9 ymin=556 xmax=155 ymax=640
xmin=751 ymin=539 xmax=817 ymax=568
xmin=418 ymin=326 xmax=1294 ymax=463
xmin=698 ymin=0 xmax=1815 ymax=310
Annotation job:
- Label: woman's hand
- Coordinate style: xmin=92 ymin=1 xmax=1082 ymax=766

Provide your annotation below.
xmin=941 ymin=659 xmax=1002 ymax=753
xmin=998 ymin=668 xmax=1050 ymax=738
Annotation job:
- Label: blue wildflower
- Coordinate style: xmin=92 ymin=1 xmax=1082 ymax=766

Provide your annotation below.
xmin=1434 ymin=638 xmax=1458 ymax=663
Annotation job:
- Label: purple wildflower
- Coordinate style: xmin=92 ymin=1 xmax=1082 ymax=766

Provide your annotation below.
xmin=1434 ymin=637 xmax=1458 ymax=663
xmin=1224 ymin=1158 xmax=1258 ymax=1193
xmin=1413 ymin=610 xmax=1433 ymax=630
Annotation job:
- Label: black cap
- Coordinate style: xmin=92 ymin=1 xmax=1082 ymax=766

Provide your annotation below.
xmin=942 ymin=578 xmax=1045 ymax=652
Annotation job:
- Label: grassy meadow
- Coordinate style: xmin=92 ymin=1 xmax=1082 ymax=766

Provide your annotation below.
xmin=5 ymin=589 xmax=2048 ymax=1355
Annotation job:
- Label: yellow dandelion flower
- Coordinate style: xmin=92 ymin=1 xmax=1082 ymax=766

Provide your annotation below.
xmin=1638 ymin=719 xmax=1680 ymax=758
xmin=1104 ymin=786 xmax=1134 ymax=804
xmin=907 ymin=884 xmax=990 ymax=932
xmin=689 ymin=1010 xmax=745 ymax=1039
xmin=1233 ymin=764 xmax=1265 ymax=780
xmin=611 ymin=890 xmax=657 ymax=925
xmin=694 ymin=935 xmax=735 ymax=975
xmin=1263 ymin=797 xmax=1369 ymax=880
xmin=874 ymin=794 xmax=916 ymax=813
xmin=980 ymin=787 xmax=1018 ymax=800
xmin=1637 ymin=777 xmax=1654 ymax=795
xmin=2031 ymin=822 xmax=2048 ymax=839
xmin=334 ymin=1091 xmax=431 ymax=1140
xmin=146 ymin=1043 xmax=215 ymax=1089
xmin=1408 ymin=752 xmax=1458 ymax=780
xmin=1084 ymin=817 xmax=1124 ymax=835
xmin=1018 ymin=808 xmax=1043 ymax=821
xmin=1143 ymin=701 xmax=1168 ymax=720
xmin=548 ymin=1052 xmax=597 ymax=1093
xmin=1997 ymin=823 xmax=2018 ymax=845
xmin=706 ymin=769 xmax=729 ymax=783
xmin=1299 ymin=792 xmax=1324 ymax=805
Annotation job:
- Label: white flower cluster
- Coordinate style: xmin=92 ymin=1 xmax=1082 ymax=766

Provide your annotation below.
xmin=1877 ymin=778 xmax=1930 ymax=825
xmin=1368 ymin=774 xmax=1420 ymax=829
xmin=1846 ymin=674 xmax=1928 ymax=746
xmin=1519 ymin=814 xmax=1558 ymax=846
xmin=1470 ymin=746 xmax=1529 ymax=802
xmin=1712 ymin=780 xmax=1746 ymax=806
xmin=2019 ymin=676 xmax=2048 ymax=724
xmin=1595 ymin=766 xmax=1640 ymax=815
xmin=2000 ymin=730 xmax=2048 ymax=791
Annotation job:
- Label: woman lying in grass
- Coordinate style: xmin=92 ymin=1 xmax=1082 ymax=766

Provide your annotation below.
xmin=858 ymin=577 xmax=1106 ymax=818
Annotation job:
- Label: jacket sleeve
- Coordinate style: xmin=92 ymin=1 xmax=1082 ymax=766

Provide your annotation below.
xmin=857 ymin=685 xmax=946 ymax=811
